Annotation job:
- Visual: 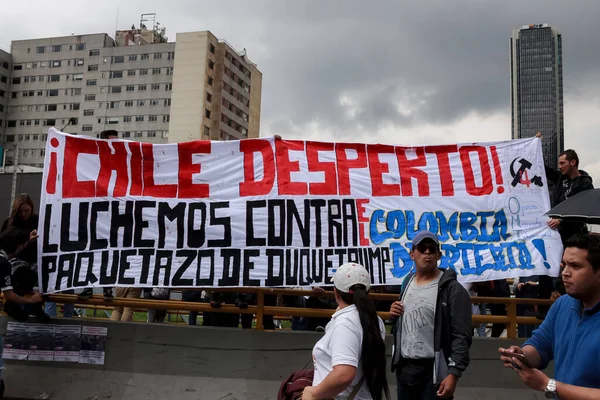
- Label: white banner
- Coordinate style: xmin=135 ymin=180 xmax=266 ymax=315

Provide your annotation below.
xmin=38 ymin=128 xmax=562 ymax=293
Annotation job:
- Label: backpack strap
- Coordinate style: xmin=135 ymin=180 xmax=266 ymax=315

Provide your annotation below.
xmin=348 ymin=375 xmax=366 ymax=400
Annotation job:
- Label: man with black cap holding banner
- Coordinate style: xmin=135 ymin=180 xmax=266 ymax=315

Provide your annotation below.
xmin=390 ymin=231 xmax=472 ymax=400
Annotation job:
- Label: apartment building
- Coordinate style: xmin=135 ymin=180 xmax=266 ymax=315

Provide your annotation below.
xmin=2 ymin=26 xmax=262 ymax=167
xmin=0 ymin=49 xmax=10 ymax=144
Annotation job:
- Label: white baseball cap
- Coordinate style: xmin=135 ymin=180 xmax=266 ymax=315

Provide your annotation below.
xmin=332 ymin=263 xmax=371 ymax=293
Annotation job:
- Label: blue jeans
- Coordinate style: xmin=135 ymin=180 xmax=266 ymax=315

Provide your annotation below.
xmin=182 ymin=291 xmax=203 ymax=325
xmin=45 ymin=302 xmax=74 ymax=317
xmin=397 ymin=379 xmax=445 ymax=400
xmin=45 ymin=289 xmax=74 ymax=317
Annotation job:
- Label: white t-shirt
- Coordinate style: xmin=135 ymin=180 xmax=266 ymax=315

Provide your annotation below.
xmin=312 ymin=304 xmax=386 ymax=399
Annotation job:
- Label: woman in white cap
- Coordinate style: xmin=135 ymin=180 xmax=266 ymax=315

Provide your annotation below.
xmin=302 ymin=263 xmax=389 ymax=400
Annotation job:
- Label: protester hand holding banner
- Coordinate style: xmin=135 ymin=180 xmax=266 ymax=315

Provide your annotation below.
xmin=38 ymin=128 xmax=562 ymax=293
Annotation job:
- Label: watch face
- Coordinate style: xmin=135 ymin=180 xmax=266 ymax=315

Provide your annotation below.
xmin=545 ymin=392 xmax=556 ymax=399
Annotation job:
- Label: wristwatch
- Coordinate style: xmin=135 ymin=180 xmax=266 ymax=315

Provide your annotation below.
xmin=544 ymin=379 xmax=558 ymax=399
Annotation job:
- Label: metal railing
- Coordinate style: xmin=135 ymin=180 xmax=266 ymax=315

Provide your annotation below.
xmin=43 ymin=288 xmax=554 ymax=339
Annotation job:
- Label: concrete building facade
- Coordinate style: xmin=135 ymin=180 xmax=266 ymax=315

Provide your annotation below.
xmin=1 ymin=27 xmax=262 ymax=167
xmin=510 ymin=24 xmax=564 ymax=167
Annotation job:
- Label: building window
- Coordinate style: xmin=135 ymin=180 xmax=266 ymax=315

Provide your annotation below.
xmin=12 ymin=77 xmax=21 ymax=84
xmin=135 ymin=131 xmax=143 ymax=138
xmin=86 ymin=79 xmax=97 ymax=86
xmin=129 ymin=55 xmax=138 ymax=61
xmin=208 ymin=76 xmax=213 ymax=86
xmin=84 ymin=109 xmax=94 ymax=116
xmin=89 ymin=49 xmax=100 ymax=56
xmin=127 ymin=69 xmax=136 ymax=76
xmin=138 ymin=84 xmax=147 ymax=91
xmin=110 ymin=71 xmax=123 ymax=79
xmin=206 ymin=92 xmax=212 ymax=102
xmin=13 ymin=64 xmax=22 ymax=71
xmin=152 ymin=68 xmax=161 ymax=75
xmin=149 ymin=115 xmax=157 ymax=122
xmin=84 ymin=94 xmax=96 ymax=101
xmin=40 ymin=61 xmax=47 ymax=67
xmin=147 ymin=131 xmax=156 ymax=138
xmin=71 ymin=103 xmax=80 ymax=111
xmin=112 ymin=56 xmax=124 ymax=64
xmin=140 ymin=69 xmax=148 ymax=76
xmin=122 ymin=131 xmax=131 ymax=138
xmin=150 ymin=99 xmax=160 ymax=106
xmin=124 ymin=100 xmax=133 ymax=107
xmin=73 ymin=73 xmax=83 ymax=81
xmin=88 ymin=64 xmax=98 ymax=71
xmin=166 ymin=67 xmax=173 ymax=75
xmin=151 ymin=83 xmax=160 ymax=90
xmin=82 ymin=125 xmax=93 ymax=131
xmin=76 ymin=43 xmax=86 ymax=51
xmin=126 ymin=85 xmax=135 ymax=92
xmin=106 ymin=117 xmax=119 ymax=124
xmin=75 ymin=59 xmax=84 ymax=66
xmin=7 ymin=120 xmax=16 ymax=128
xmin=205 ymin=109 xmax=211 ymax=119
xmin=52 ymin=45 xmax=62 ymax=53
xmin=141 ymin=54 xmax=149 ymax=60
xmin=165 ymin=83 xmax=172 ymax=91
xmin=137 ymin=100 xmax=145 ymax=106
xmin=47 ymin=89 xmax=59 ymax=96
xmin=44 ymin=119 xmax=56 ymax=126
xmin=110 ymin=86 xmax=122 ymax=94
xmin=124 ymin=116 xmax=132 ymax=123
xmin=164 ymin=98 xmax=171 ymax=107
xmin=36 ymin=46 xmax=46 ymax=54
xmin=209 ymin=60 xmax=214 ymax=70
xmin=50 ymin=60 xmax=61 ymax=68
xmin=168 ymin=52 xmax=175 ymax=60
xmin=204 ymin=126 xmax=210 ymax=136
xmin=136 ymin=115 xmax=144 ymax=122
xmin=49 ymin=75 xmax=60 ymax=82
xmin=163 ymin=115 xmax=170 ymax=123
xmin=24 ymin=76 xmax=30 ymax=83
xmin=210 ymin=44 xmax=215 ymax=54
xmin=154 ymin=53 xmax=162 ymax=60
xmin=108 ymin=101 xmax=119 ymax=109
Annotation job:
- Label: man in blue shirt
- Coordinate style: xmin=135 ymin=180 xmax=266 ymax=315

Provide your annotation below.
xmin=499 ymin=234 xmax=600 ymax=399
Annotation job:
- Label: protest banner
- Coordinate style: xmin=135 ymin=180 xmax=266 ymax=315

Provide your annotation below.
xmin=38 ymin=128 xmax=563 ymax=293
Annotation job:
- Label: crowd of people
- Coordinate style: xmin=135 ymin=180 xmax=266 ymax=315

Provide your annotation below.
xmin=0 ymin=130 xmax=599 ymax=398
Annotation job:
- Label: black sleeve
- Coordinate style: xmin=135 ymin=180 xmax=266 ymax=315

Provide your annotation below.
xmin=0 ymin=258 xmax=13 ymax=292
xmin=448 ymin=281 xmax=473 ymax=377
xmin=544 ymin=165 xmax=561 ymax=183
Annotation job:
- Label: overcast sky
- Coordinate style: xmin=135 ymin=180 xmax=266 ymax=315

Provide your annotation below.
xmin=2 ymin=0 xmax=600 ymax=180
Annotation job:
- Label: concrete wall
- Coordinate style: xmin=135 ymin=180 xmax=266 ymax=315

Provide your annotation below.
xmin=0 ymin=316 xmax=552 ymax=400
xmin=0 ymin=172 xmax=42 ymax=218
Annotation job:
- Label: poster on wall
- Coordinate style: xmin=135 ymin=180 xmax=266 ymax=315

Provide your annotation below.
xmin=79 ymin=326 xmax=107 ymax=365
xmin=27 ymin=324 xmax=56 ymax=361
xmin=54 ymin=325 xmax=82 ymax=362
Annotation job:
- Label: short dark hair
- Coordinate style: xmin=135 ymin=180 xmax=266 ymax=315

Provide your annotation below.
xmin=565 ymin=234 xmax=600 ymax=272
xmin=100 ymin=130 xmax=118 ymax=140
xmin=0 ymin=227 xmax=30 ymax=256
xmin=560 ymin=149 xmax=579 ymax=168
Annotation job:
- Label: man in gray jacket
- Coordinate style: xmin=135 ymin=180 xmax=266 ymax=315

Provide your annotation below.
xmin=390 ymin=231 xmax=472 ymax=399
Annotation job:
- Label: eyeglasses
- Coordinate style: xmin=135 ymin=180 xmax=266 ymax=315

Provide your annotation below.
xmin=414 ymin=242 xmax=439 ymax=254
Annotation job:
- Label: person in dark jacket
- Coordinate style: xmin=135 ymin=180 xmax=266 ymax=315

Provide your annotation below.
xmin=537 ymin=134 xmax=594 ymax=317
xmin=389 ymin=231 xmax=472 ymax=400
xmin=1 ymin=194 xmax=39 ymax=265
